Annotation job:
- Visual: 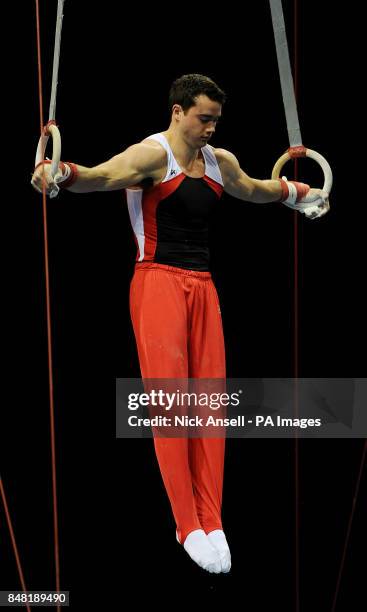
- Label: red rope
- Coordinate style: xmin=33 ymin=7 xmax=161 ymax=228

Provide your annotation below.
xmin=0 ymin=477 xmax=31 ymax=612
xmin=291 ymin=5 xmax=366 ymax=611
xmin=34 ymin=0 xmax=61 ymax=606
xmin=293 ymin=1 xmax=300 ymax=610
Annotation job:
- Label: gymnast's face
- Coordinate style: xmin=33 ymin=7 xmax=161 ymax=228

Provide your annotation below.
xmin=174 ymin=94 xmax=222 ymax=148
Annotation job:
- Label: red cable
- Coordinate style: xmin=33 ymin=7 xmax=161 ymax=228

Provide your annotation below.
xmin=293 ymin=1 xmax=300 ymax=610
xmin=292 ymin=6 xmax=366 ymax=611
xmin=0 ymin=477 xmax=31 ymax=612
xmin=34 ymin=0 xmax=61 ymax=607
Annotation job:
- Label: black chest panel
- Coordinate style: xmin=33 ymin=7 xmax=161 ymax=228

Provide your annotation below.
xmin=154 ymin=176 xmax=221 ymax=271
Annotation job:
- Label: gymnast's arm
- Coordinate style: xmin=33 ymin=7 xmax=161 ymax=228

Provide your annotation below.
xmin=215 ymin=148 xmax=283 ymax=203
xmin=215 ymin=148 xmax=329 ymax=219
xmin=31 ymin=142 xmax=166 ymax=195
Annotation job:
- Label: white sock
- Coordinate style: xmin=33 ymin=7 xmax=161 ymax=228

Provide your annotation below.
xmin=181 ymin=529 xmax=222 ymax=573
xmin=207 ymin=529 xmax=231 ymax=573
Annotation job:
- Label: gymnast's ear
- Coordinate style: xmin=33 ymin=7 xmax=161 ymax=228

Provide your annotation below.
xmin=172 ymin=104 xmax=184 ymax=121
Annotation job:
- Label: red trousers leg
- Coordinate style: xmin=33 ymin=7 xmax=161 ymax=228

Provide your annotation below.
xmin=129 ymin=263 xmax=226 ymax=543
xmin=186 ymin=275 xmax=226 ymax=535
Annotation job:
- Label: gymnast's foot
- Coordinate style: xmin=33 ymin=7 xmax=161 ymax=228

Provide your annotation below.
xmin=207 ymin=529 xmax=231 ymax=573
xmin=179 ymin=529 xmax=222 ymax=573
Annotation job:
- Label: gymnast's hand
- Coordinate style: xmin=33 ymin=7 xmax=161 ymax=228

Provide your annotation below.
xmin=280 ymin=177 xmax=330 ymax=220
xmin=298 ymin=188 xmax=330 ymax=219
xmin=31 ymin=161 xmax=58 ymax=195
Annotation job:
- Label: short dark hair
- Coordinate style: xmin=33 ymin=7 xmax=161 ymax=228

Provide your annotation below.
xmin=168 ymin=74 xmax=226 ymax=114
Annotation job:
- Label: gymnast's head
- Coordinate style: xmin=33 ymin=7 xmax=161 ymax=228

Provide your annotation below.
xmin=168 ymin=74 xmax=226 ymax=148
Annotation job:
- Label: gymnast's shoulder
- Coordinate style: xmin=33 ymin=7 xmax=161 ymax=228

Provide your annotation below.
xmin=211 ymin=147 xmax=242 ymax=175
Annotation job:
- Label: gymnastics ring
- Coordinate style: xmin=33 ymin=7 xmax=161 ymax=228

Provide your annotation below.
xmin=35 ymin=120 xmax=62 ymax=199
xmin=271 ymin=145 xmax=333 ymax=203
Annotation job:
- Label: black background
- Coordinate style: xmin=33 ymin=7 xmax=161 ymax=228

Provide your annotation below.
xmin=1 ymin=1 xmax=366 ymax=610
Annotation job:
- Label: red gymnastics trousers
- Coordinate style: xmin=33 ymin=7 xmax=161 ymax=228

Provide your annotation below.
xmin=129 ymin=262 xmax=226 ymax=544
